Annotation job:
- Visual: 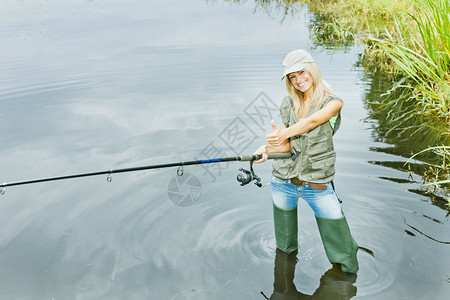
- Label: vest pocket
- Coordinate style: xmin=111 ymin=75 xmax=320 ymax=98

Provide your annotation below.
xmin=309 ymin=151 xmax=336 ymax=178
xmin=307 ymin=134 xmax=333 ymax=157
xmin=272 ymin=158 xmax=292 ymax=178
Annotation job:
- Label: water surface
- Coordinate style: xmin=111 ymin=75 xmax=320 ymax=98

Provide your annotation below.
xmin=0 ymin=0 xmax=448 ymax=299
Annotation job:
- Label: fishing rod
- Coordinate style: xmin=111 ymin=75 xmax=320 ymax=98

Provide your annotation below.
xmin=0 ymin=152 xmax=291 ymax=194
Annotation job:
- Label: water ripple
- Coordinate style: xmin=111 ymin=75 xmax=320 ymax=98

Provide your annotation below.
xmin=195 ymin=206 xmax=276 ymax=263
xmin=239 ymin=221 xmax=276 ymax=264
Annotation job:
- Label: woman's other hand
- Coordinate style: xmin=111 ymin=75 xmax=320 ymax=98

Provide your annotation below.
xmin=266 ymin=120 xmax=288 ymax=146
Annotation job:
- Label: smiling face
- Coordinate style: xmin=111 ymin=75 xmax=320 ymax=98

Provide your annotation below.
xmin=287 ymin=69 xmax=314 ymax=94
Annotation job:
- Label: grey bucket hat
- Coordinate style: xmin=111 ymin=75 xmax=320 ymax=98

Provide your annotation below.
xmin=281 ymin=49 xmax=315 ymax=80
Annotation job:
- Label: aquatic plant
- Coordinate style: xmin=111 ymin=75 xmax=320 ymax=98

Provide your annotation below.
xmin=405 ymin=146 xmax=450 ymax=206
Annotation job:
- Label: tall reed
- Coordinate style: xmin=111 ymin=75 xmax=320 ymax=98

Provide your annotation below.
xmin=368 ymin=0 xmax=450 ymax=122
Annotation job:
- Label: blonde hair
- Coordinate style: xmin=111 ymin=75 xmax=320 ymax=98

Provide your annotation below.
xmin=285 ymin=62 xmax=338 ymax=118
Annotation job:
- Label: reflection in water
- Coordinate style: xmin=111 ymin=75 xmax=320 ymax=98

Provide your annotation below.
xmin=402 ymin=216 xmax=450 ymax=244
xmin=265 ymin=249 xmax=357 ymax=300
xmin=361 ymin=71 xmax=450 ymax=208
xmin=224 ymin=0 xmax=355 ymax=52
xmin=223 ymin=0 xmax=303 ymax=21
xmin=362 ymin=74 xmax=448 ymax=153
xmin=307 ymin=13 xmax=354 ymax=53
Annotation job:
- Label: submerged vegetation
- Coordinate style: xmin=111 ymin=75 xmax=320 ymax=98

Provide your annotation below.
xmin=406 ymin=146 xmax=450 ymax=187
xmin=406 ymin=146 xmax=450 ymax=206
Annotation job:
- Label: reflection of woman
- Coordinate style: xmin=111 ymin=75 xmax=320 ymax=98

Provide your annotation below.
xmin=254 ymin=49 xmax=358 ymax=273
xmin=267 ymin=249 xmax=357 ymax=300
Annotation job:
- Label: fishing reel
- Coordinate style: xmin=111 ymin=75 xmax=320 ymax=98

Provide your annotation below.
xmin=237 ymin=160 xmax=262 ymax=187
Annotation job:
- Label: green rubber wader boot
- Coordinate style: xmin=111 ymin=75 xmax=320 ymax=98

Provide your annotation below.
xmin=273 ymin=204 xmax=298 ymax=254
xmin=315 ymin=215 xmax=359 ymax=274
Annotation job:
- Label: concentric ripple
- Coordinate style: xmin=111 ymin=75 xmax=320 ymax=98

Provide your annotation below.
xmin=239 ymin=220 xmax=277 ymax=264
xmin=194 ymin=206 xmax=277 ymax=264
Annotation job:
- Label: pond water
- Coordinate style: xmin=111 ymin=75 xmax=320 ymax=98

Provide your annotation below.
xmin=0 ymin=0 xmax=448 ymax=299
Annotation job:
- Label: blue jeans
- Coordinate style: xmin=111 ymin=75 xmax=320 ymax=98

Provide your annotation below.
xmin=271 ymin=176 xmax=343 ymax=219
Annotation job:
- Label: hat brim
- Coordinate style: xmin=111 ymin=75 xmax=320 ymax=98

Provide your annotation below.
xmin=281 ymin=63 xmax=307 ymax=80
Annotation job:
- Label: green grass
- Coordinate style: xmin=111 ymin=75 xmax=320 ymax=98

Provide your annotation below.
xmin=300 ymin=0 xmax=418 ymax=37
xmin=368 ymin=0 xmax=450 ymax=123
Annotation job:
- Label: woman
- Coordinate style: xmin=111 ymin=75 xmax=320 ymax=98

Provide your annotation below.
xmin=254 ymin=49 xmax=359 ymax=274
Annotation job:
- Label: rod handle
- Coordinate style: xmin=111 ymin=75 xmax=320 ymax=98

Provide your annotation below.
xmin=267 ymin=152 xmax=292 ymax=159
xmin=240 ymin=152 xmax=291 ymax=161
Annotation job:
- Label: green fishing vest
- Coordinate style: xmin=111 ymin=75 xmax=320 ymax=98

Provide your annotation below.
xmin=272 ymin=95 xmax=342 ymax=184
